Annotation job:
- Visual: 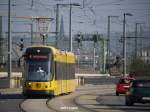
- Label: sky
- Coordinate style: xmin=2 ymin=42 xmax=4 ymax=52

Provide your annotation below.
xmin=0 ymin=0 xmax=150 ymax=36
xmin=0 ymin=0 xmax=150 ymax=58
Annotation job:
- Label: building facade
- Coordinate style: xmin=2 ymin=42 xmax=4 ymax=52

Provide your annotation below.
xmin=138 ymin=46 xmax=150 ymax=64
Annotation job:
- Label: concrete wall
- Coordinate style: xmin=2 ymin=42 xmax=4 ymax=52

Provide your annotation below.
xmin=0 ymin=72 xmax=22 ymax=88
xmin=0 ymin=77 xmax=22 ymax=88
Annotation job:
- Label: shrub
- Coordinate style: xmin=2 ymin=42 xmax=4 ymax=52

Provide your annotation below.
xmin=130 ymin=58 xmax=150 ymax=76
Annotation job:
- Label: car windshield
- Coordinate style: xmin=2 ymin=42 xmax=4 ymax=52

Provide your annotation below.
xmin=133 ymin=80 xmax=150 ymax=88
xmin=25 ymin=60 xmax=51 ymax=81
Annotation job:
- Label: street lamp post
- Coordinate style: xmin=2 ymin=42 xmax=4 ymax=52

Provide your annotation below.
xmin=123 ymin=13 xmax=132 ymax=76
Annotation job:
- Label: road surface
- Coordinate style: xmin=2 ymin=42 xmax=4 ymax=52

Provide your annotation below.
xmin=0 ymin=77 xmax=150 ymax=112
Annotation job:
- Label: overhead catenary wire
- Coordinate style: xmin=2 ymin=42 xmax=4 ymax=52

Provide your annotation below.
xmin=1 ymin=0 xmax=150 ymax=36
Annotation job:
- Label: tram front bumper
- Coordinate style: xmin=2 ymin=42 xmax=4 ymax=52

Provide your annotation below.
xmin=23 ymin=89 xmax=54 ymax=96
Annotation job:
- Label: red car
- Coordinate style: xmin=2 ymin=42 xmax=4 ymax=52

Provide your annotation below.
xmin=116 ymin=77 xmax=134 ymax=96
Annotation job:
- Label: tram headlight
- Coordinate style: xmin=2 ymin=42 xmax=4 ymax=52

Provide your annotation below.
xmin=28 ymin=82 xmax=31 ymax=85
xmin=27 ymin=82 xmax=32 ymax=87
xmin=45 ymin=83 xmax=49 ymax=88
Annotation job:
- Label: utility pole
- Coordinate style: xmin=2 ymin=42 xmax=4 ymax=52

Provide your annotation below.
xmin=123 ymin=14 xmax=126 ymax=76
xmin=55 ymin=4 xmax=59 ymax=48
xmin=69 ymin=4 xmax=72 ymax=51
xmin=102 ymin=39 xmax=106 ymax=73
xmin=122 ymin=13 xmax=132 ymax=76
xmin=76 ymin=33 xmax=82 ymax=73
xmin=135 ymin=23 xmax=144 ymax=58
xmin=0 ymin=16 xmax=3 ymax=65
xmin=56 ymin=3 xmax=80 ymax=50
xmin=135 ymin=23 xmax=138 ymax=58
xmin=8 ymin=0 xmax=12 ymax=79
xmin=69 ymin=3 xmax=80 ymax=52
xmin=107 ymin=16 xmax=110 ymax=64
xmin=140 ymin=25 xmax=144 ymax=54
xmin=135 ymin=23 xmax=145 ymax=59
xmin=107 ymin=16 xmax=118 ymax=73
xmin=82 ymin=0 xmax=85 ymax=8
xmin=31 ymin=0 xmax=34 ymax=8
xmin=93 ymin=33 xmax=98 ymax=71
xmin=31 ymin=23 xmax=33 ymax=45
xmin=93 ymin=44 xmax=96 ymax=70
xmin=42 ymin=34 xmax=46 ymax=45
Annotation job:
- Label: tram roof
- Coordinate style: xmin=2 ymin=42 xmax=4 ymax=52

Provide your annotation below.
xmin=26 ymin=45 xmax=74 ymax=56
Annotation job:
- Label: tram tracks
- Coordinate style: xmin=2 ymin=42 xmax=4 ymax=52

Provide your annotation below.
xmin=46 ymin=87 xmax=115 ymax=112
xmin=19 ymin=85 xmax=115 ymax=112
xmin=19 ymin=99 xmax=27 ymax=112
xmin=73 ymin=89 xmax=114 ymax=112
xmin=46 ymin=98 xmax=58 ymax=112
xmin=46 ymin=93 xmax=89 ymax=112
xmin=19 ymin=90 xmax=150 ymax=112
xmin=19 ymin=97 xmax=56 ymax=112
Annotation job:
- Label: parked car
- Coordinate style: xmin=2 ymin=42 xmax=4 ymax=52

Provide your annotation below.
xmin=116 ymin=77 xmax=134 ymax=96
xmin=125 ymin=79 xmax=150 ymax=106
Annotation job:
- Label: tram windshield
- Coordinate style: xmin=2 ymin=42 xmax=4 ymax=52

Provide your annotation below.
xmin=25 ymin=54 xmax=52 ymax=81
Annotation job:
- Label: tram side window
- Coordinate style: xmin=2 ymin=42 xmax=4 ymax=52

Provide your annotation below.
xmin=60 ymin=62 xmax=63 ymax=79
xmin=50 ymin=60 xmax=54 ymax=80
xmin=61 ymin=62 xmax=67 ymax=80
xmin=55 ymin=62 xmax=63 ymax=80
xmin=66 ymin=64 xmax=69 ymax=79
xmin=67 ymin=64 xmax=70 ymax=79
xmin=55 ymin=62 xmax=57 ymax=79
xmin=56 ymin=62 xmax=59 ymax=80
xmin=70 ymin=64 xmax=75 ymax=79
xmin=63 ymin=63 xmax=67 ymax=79
xmin=71 ymin=64 xmax=75 ymax=79
xmin=67 ymin=64 xmax=75 ymax=79
xmin=55 ymin=61 xmax=75 ymax=80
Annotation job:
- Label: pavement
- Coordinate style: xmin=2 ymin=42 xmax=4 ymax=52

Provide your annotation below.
xmin=0 ymin=88 xmax=23 ymax=112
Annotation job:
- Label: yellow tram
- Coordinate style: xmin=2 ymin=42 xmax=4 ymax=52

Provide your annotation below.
xmin=22 ymin=45 xmax=76 ymax=96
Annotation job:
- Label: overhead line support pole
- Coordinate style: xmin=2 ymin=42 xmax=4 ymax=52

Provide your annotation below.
xmin=123 ymin=13 xmax=126 ymax=76
xmin=107 ymin=16 xmax=110 ymax=66
xmin=8 ymin=0 xmax=12 ymax=79
xmin=56 ymin=4 xmax=59 ymax=48
xmin=122 ymin=13 xmax=132 ymax=76
xmin=69 ymin=4 xmax=72 ymax=51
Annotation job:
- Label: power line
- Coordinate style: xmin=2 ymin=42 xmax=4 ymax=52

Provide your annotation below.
xmin=92 ymin=0 xmax=123 ymax=7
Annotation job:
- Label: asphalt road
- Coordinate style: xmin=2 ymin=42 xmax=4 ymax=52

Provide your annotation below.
xmin=0 ymin=93 xmax=24 ymax=112
xmin=97 ymin=94 xmax=150 ymax=112
xmin=21 ymin=98 xmax=55 ymax=112
xmin=76 ymin=92 xmax=150 ymax=112
xmin=0 ymin=77 xmax=150 ymax=112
